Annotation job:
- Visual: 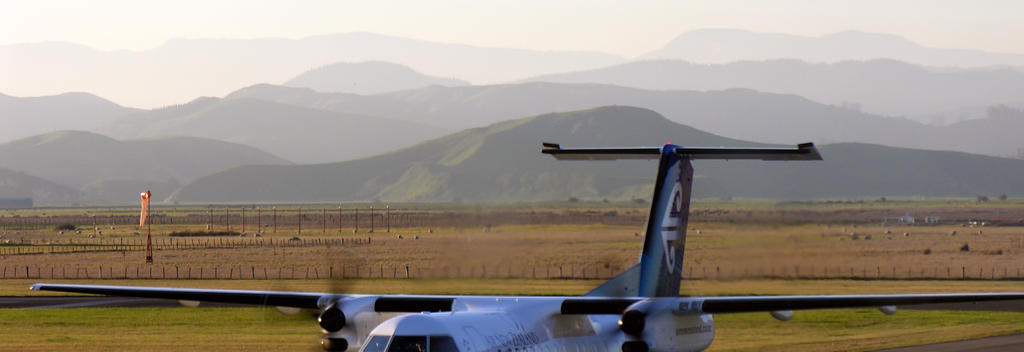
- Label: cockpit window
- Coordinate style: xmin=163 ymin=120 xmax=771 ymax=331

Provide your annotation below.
xmin=363 ymin=336 xmax=391 ymax=352
xmin=428 ymin=336 xmax=458 ymax=352
xmin=387 ymin=336 xmax=427 ymax=352
xmin=362 ymin=335 xmax=459 ymax=352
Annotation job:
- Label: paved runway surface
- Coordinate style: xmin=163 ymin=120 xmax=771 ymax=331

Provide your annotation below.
xmin=3 ymin=297 xmax=1021 ymax=351
xmin=873 ymin=334 xmax=1024 ymax=352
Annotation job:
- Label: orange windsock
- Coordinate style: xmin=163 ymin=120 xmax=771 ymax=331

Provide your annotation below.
xmin=139 ymin=190 xmax=151 ymax=227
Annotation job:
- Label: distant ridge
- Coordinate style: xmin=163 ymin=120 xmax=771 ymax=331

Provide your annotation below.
xmin=99 ymin=97 xmax=448 ymax=164
xmin=170 ymin=106 xmax=1024 ymax=203
xmin=226 ymin=82 xmax=1024 ymax=158
xmin=643 ymin=29 xmax=1024 ymax=68
xmin=524 ymin=59 xmax=1024 ymax=122
xmin=0 ymin=92 xmax=138 ymax=142
xmin=0 ymin=32 xmax=624 ymax=108
xmin=0 ymin=130 xmax=291 ymax=204
xmin=0 ymin=167 xmax=84 ymax=206
xmin=285 ymin=61 xmax=469 ymax=94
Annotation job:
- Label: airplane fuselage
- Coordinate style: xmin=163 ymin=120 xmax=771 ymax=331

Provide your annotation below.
xmin=332 ymin=296 xmax=715 ymax=352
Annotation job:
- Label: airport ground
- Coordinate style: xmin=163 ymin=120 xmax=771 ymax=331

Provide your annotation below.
xmin=0 ymin=199 xmax=1022 ymax=351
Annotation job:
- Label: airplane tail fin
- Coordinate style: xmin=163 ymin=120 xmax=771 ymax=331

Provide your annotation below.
xmin=543 ymin=142 xmax=820 ymax=297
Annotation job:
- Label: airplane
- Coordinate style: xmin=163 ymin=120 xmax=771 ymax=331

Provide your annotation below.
xmin=32 ymin=142 xmax=1024 ymax=352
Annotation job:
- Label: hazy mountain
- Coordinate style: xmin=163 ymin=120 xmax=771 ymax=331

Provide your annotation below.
xmin=935 ymin=105 xmax=1024 ymax=157
xmin=80 ymin=178 xmax=181 ymax=205
xmin=228 ymin=83 xmax=1024 ymax=158
xmin=169 ymin=106 xmax=1024 ymax=203
xmin=226 ymin=82 xmax=925 ymax=146
xmin=0 ymin=33 xmax=624 ymax=108
xmin=524 ymin=59 xmax=1024 ymax=122
xmin=643 ymin=29 xmax=1024 ymax=68
xmin=0 ymin=131 xmax=290 ymax=197
xmin=285 ymin=61 xmax=469 ymax=94
xmin=0 ymin=167 xmax=84 ymax=206
xmin=99 ymin=97 xmax=448 ymax=164
xmin=0 ymin=92 xmax=138 ymax=142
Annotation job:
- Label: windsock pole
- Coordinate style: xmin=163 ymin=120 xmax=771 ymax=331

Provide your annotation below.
xmin=141 ymin=190 xmax=153 ymax=264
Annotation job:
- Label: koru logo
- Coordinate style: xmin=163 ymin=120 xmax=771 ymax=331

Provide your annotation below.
xmin=661 ymin=180 xmax=684 ymax=273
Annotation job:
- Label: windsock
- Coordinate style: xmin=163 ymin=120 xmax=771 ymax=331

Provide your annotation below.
xmin=140 ymin=190 xmax=151 ymax=227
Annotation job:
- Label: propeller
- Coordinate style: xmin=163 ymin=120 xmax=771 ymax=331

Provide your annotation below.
xmin=316 ymin=208 xmax=371 ymax=352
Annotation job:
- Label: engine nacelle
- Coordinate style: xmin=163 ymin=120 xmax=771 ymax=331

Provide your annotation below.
xmin=319 ymin=303 xmax=346 ymax=332
xmin=620 ymin=299 xmax=715 ymax=352
xmin=317 ymin=296 xmax=381 ymax=351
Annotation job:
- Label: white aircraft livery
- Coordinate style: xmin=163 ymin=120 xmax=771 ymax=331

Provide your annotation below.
xmin=33 ymin=142 xmax=1024 ymax=352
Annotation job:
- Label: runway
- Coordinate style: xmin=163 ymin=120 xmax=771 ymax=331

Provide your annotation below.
xmin=2 ymin=296 xmax=1021 ymax=351
xmin=873 ymin=334 xmax=1024 ymax=352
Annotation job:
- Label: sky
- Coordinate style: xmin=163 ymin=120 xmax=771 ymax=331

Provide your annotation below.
xmin=2 ymin=0 xmax=1022 ymax=57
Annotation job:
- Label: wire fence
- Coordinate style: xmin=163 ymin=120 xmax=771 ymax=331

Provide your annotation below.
xmin=0 ymin=207 xmax=644 ymax=233
xmin=0 ymin=236 xmax=370 ymax=256
xmin=4 ymin=263 xmax=1022 ymax=281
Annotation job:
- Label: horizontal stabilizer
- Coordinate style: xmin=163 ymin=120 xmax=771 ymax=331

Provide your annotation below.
xmin=541 ymin=142 xmax=821 ymax=161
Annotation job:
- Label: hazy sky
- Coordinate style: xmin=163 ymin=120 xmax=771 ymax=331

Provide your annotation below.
xmin=2 ymin=0 xmax=1022 ymax=57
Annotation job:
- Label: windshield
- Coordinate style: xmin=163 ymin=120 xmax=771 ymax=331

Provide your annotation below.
xmin=388 ymin=336 xmax=427 ymax=352
xmin=359 ymin=335 xmax=459 ymax=352
xmin=363 ymin=336 xmax=391 ymax=352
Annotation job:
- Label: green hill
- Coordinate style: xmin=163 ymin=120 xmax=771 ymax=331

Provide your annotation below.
xmin=170 ymin=106 xmax=749 ymax=203
xmin=171 ymin=106 xmax=1024 ymax=203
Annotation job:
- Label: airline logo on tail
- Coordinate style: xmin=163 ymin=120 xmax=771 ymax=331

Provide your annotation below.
xmin=661 ymin=182 xmax=684 ymax=273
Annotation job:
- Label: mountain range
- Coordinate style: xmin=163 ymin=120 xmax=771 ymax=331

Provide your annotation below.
xmin=285 ymin=61 xmax=469 ymax=95
xmin=0 ymin=131 xmax=290 ymax=204
xmin=6 ymin=29 xmax=1024 ymax=110
xmin=168 ymin=106 xmax=1024 ymax=203
xmin=524 ymin=59 xmax=1024 ymax=123
xmin=644 ymin=29 xmax=1024 ymax=68
xmin=0 ymin=33 xmax=623 ymax=108
xmin=98 ymin=97 xmax=448 ymax=164
xmin=0 ymin=92 xmax=138 ymax=143
xmin=225 ymin=82 xmax=1024 ymax=158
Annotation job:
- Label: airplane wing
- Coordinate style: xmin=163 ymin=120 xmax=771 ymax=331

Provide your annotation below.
xmin=695 ymin=293 xmax=1024 ymax=313
xmin=559 ymin=293 xmax=1024 ymax=315
xmin=31 ymin=283 xmax=327 ymax=308
xmin=33 ymin=283 xmax=1024 ymax=314
xmin=30 ymin=283 xmax=455 ymax=312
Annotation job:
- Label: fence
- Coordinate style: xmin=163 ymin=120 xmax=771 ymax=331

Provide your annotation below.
xmin=0 ymin=207 xmax=644 ymax=233
xmin=0 ymin=236 xmax=370 ymax=256
xmin=3 ymin=263 xmax=1022 ymax=281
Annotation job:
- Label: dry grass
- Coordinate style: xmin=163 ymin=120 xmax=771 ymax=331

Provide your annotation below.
xmin=2 ymin=222 xmax=1021 ymax=281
